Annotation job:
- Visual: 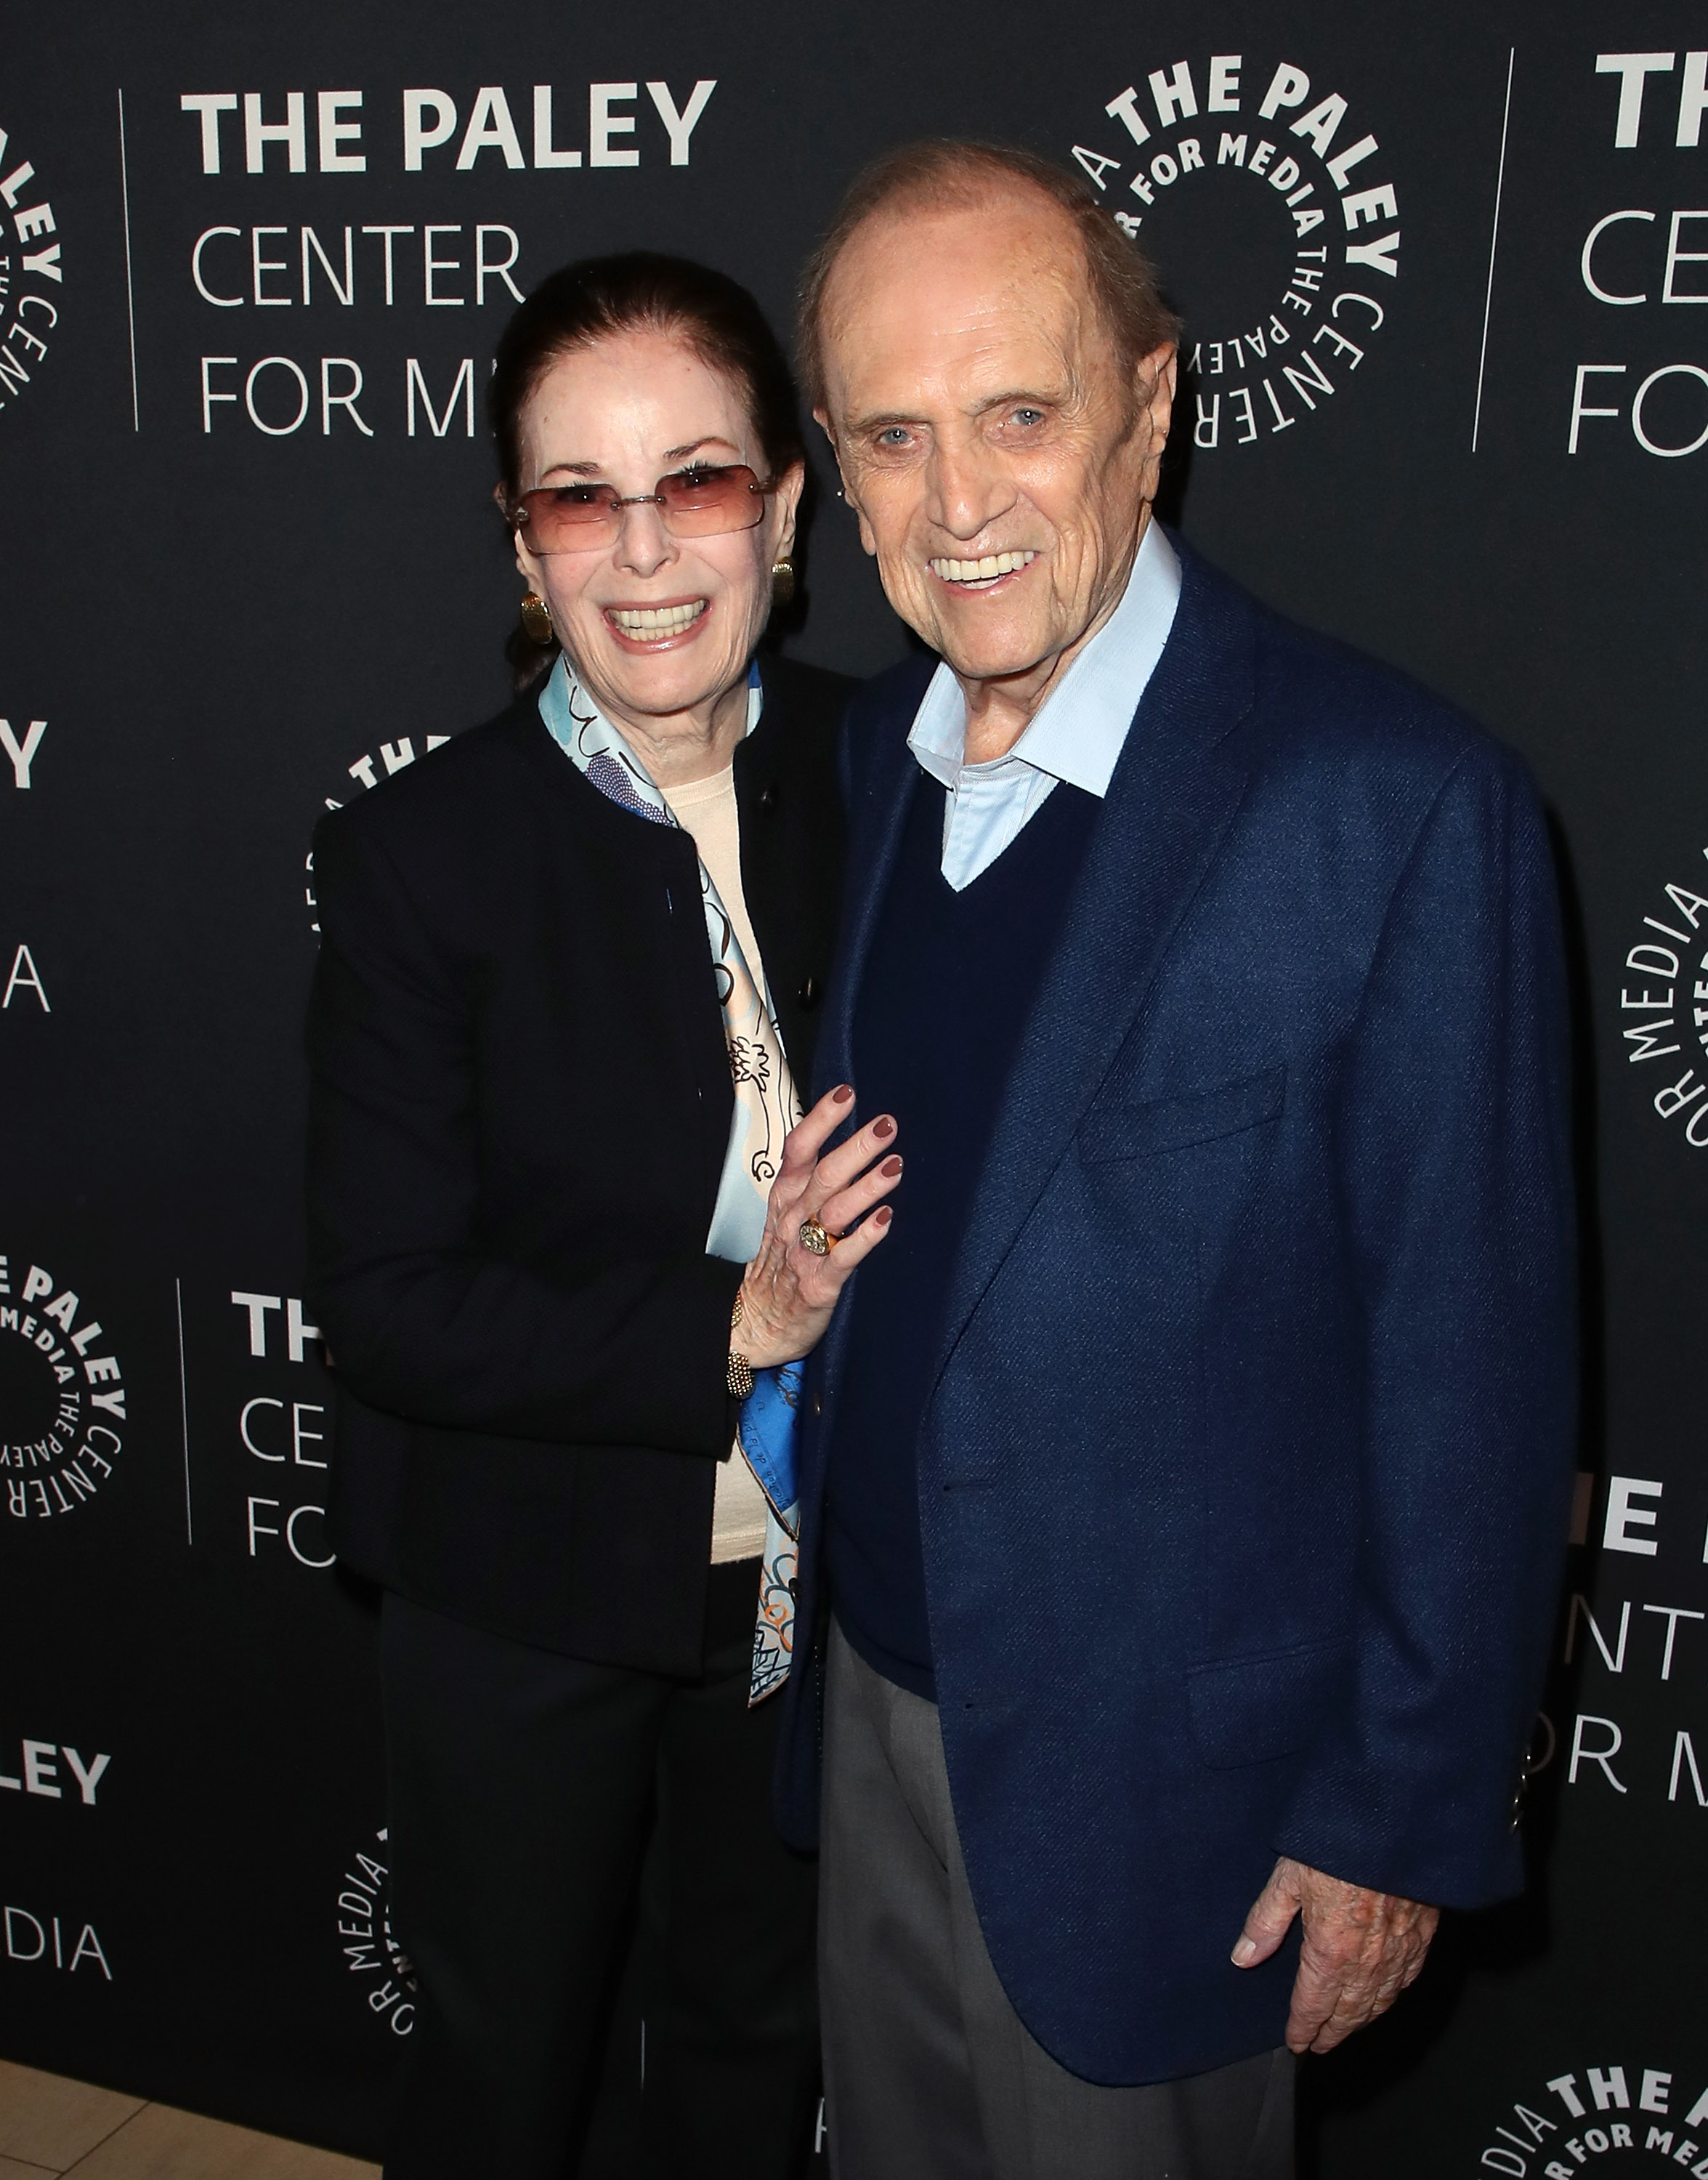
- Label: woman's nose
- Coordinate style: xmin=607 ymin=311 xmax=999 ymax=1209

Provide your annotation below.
xmin=612 ymin=499 xmax=676 ymax=577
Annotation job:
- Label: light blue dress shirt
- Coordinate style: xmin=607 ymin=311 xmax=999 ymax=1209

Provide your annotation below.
xmin=906 ymin=520 xmax=1182 ymax=890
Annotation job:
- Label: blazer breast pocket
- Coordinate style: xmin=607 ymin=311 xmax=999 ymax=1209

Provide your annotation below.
xmin=1077 ymin=1065 xmax=1287 ymax=1166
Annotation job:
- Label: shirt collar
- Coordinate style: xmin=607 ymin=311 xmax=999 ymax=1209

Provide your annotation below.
xmin=538 ymin=650 xmax=765 ymax=772
xmin=907 ymin=518 xmax=1181 ymax=799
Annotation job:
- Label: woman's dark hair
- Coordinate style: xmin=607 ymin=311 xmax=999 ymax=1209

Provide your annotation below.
xmin=490 ymin=251 xmax=807 ymax=687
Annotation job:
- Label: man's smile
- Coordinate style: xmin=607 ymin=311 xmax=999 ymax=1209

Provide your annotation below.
xmin=927 ymin=549 xmax=1038 ymax=592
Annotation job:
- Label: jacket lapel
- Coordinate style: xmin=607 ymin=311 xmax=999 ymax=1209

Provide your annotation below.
xmin=922 ymin=552 xmax=1260 ymax=1412
xmin=814 ymin=658 xmax=936 ymax=1103
xmin=804 ymin=659 xmax=934 ymax=1458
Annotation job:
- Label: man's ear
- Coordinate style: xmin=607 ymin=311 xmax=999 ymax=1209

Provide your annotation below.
xmin=812 ymin=405 xmax=850 ymax=488
xmin=772 ymin=460 xmax=806 ymax=563
xmin=812 ymin=405 xmax=878 ymax=556
xmin=812 ymin=405 xmax=871 ymax=551
xmin=1133 ymin=342 xmax=1177 ymax=493
xmin=1139 ymin=342 xmax=1177 ymax=440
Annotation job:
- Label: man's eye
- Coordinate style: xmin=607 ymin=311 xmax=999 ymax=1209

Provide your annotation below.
xmin=1010 ymin=408 xmax=1045 ymax=429
xmin=876 ymin=427 xmax=912 ymax=448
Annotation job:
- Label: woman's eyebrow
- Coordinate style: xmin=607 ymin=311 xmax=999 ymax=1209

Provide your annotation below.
xmin=663 ymin=435 xmax=742 ymax=463
xmin=536 ymin=436 xmax=743 ymax=480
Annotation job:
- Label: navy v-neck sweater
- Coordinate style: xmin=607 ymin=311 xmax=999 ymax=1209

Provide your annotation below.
xmin=825 ymin=767 xmax=1102 ymax=1699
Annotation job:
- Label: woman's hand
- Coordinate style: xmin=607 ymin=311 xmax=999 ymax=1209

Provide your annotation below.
xmin=734 ymin=1084 xmax=901 ymax=1370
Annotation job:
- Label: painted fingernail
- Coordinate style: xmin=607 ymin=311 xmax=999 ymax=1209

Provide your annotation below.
xmin=874 ymin=1206 xmax=893 ymax=1226
xmin=873 ymin=1115 xmax=896 ymax=1139
xmin=832 ymin=1083 xmax=855 ymax=1105
xmin=881 ymin=1155 xmax=902 ymax=1176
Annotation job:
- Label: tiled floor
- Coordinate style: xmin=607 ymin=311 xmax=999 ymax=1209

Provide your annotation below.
xmin=0 ymin=2062 xmax=379 ymax=2179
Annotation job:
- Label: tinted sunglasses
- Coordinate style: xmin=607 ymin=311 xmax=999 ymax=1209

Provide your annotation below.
xmin=510 ymin=464 xmax=774 ymax=554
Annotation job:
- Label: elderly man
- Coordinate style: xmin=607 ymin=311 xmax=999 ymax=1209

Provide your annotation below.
xmin=769 ymin=142 xmax=1574 ymax=2180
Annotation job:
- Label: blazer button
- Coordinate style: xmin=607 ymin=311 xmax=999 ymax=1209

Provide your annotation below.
xmin=758 ymin=783 xmax=777 ymax=810
xmin=797 ymin=974 xmax=820 ymax=1011
xmin=811 ymin=1392 xmax=824 ymax=1417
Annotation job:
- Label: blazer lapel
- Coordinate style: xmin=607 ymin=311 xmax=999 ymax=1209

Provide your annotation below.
xmin=805 ymin=660 xmax=934 ymax=1466
xmin=923 ymin=554 xmax=1260 ymax=1410
xmin=815 ymin=660 xmax=936 ymax=1102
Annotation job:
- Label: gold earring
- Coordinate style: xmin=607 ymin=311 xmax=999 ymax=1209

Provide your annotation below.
xmin=771 ymin=557 xmax=796 ymax=608
xmin=519 ymin=591 xmax=554 ymax=645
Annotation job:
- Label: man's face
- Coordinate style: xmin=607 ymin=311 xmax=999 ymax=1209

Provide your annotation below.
xmin=817 ymin=192 xmax=1175 ymax=697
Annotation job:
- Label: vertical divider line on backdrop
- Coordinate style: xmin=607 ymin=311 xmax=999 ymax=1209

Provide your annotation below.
xmin=116 ymin=87 xmax=139 ymax=432
xmin=174 ymin=1275 xmax=193 ymax=1544
xmin=1472 ymin=44 xmax=1518 ymax=453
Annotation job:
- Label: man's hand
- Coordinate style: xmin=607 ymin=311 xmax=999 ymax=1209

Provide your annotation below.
xmin=1231 ymin=1857 xmax=1438 ymax=2054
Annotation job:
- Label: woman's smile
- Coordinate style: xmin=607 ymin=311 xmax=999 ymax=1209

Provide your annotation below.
xmin=602 ymin=595 xmax=712 ymax=648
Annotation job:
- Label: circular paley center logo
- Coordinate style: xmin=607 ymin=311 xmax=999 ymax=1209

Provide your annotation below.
xmin=304 ymin=734 xmax=450 ymax=933
xmin=1067 ymin=52 xmax=1399 ymax=451
xmin=0 ymin=1256 xmax=124 ymax=1522
xmin=1476 ymin=2059 xmax=1708 ymax=2176
xmin=0 ymin=118 xmax=65 ymax=417
xmin=335 ymin=1827 xmax=416 ymax=2036
xmin=1618 ymin=846 xmax=1708 ymax=1153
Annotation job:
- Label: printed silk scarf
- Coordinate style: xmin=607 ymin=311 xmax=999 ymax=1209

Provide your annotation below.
xmin=539 ymin=653 xmax=802 ymax=1703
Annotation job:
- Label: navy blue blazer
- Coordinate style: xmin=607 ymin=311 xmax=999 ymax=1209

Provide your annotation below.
xmin=776 ymin=539 xmax=1575 ymax=2086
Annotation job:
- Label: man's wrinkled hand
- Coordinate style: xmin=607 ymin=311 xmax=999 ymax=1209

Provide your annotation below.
xmin=1230 ymin=1856 xmax=1438 ymax=2055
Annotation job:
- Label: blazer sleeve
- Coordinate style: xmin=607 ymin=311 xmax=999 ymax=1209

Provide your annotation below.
xmin=304 ymin=810 xmax=740 ymax=1453
xmin=1275 ymin=743 xmax=1577 ymax=1907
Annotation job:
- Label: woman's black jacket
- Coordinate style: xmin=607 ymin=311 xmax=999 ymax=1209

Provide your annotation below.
xmin=305 ymin=654 xmax=850 ymax=1676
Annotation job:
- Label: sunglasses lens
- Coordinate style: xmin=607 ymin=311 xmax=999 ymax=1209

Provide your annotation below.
xmin=657 ymin=465 xmax=764 ymax=535
xmin=514 ymin=469 xmax=768 ymax=552
xmin=517 ymin=484 xmax=621 ymax=550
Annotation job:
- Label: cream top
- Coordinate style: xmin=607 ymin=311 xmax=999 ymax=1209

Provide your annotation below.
xmin=660 ymin=762 xmax=772 ymax=1565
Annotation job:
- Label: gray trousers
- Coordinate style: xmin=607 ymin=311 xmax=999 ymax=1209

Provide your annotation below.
xmin=819 ymin=1623 xmax=1295 ymax=2180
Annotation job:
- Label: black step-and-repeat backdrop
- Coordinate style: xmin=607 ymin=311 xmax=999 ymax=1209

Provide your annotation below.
xmin=4 ymin=1 xmax=1705 ymax=2171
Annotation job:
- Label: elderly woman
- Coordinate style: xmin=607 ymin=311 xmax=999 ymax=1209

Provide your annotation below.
xmin=305 ymin=254 xmax=899 ymax=2180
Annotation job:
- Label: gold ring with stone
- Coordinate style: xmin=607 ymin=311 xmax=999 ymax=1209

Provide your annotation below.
xmin=798 ymin=1218 xmax=833 ymax=1256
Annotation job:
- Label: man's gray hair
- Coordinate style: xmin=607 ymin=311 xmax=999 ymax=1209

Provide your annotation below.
xmin=798 ymin=139 xmax=1181 ymax=413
